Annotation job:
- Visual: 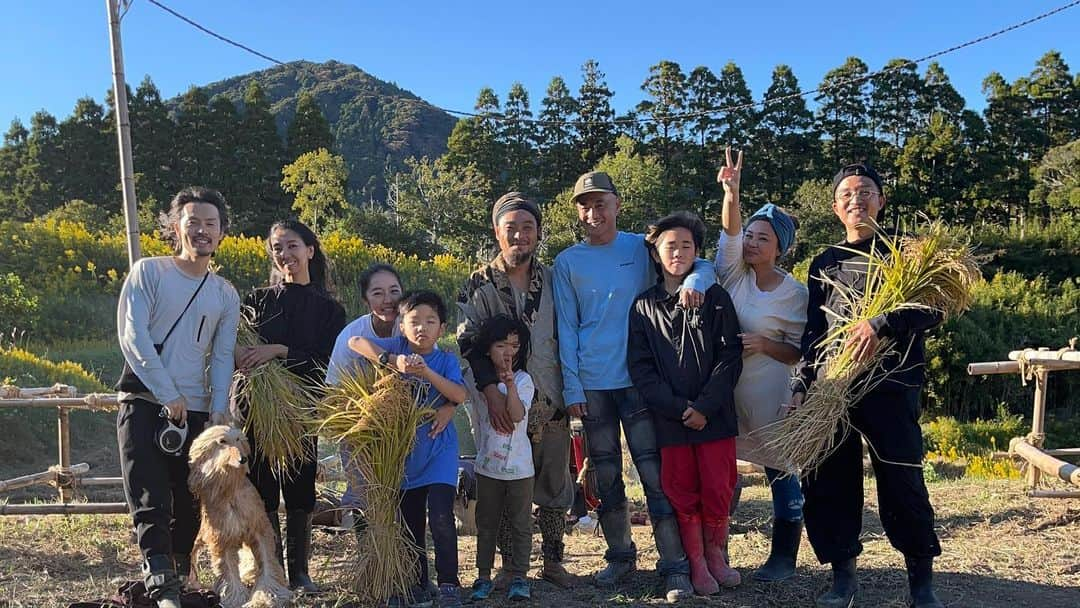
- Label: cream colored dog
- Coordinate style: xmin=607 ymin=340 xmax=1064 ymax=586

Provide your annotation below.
xmin=188 ymin=425 xmax=291 ymax=608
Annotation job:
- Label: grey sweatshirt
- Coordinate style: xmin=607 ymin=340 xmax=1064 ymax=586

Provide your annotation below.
xmin=116 ymin=256 xmax=240 ymax=413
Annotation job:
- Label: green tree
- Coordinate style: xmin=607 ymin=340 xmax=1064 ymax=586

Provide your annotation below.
xmin=685 ymin=65 xmax=724 ymax=202
xmin=18 ymin=111 xmax=60 ymax=217
xmin=870 ymin=59 xmax=923 ymax=148
xmin=280 ymin=148 xmax=348 ymax=232
xmin=207 ymin=95 xmax=240 ymax=199
xmin=175 ymin=86 xmax=213 ymax=188
xmin=816 ymin=57 xmax=872 ymax=166
xmin=1030 ymin=139 xmax=1080 ymax=218
xmin=1023 ymin=51 xmax=1075 ymax=149
xmin=286 ymin=91 xmax=334 ymax=160
xmin=715 ymin=62 xmax=756 ymax=149
xmin=389 ymin=156 xmax=492 ymax=259
xmin=577 ymin=59 xmax=616 ymax=168
xmin=917 ymin=62 xmax=965 ymax=124
xmin=982 ymin=72 xmax=1041 ymax=222
xmin=637 ymin=60 xmax=688 ymax=170
xmin=898 ymin=112 xmax=968 ymax=222
xmin=0 ymin=119 xmax=29 ymax=218
xmin=501 ymin=83 xmax=537 ymax=191
xmin=756 ymin=65 xmax=819 ymax=206
xmin=236 ymin=80 xmax=286 ymax=232
xmin=537 ymin=76 xmax=581 ymax=200
xmin=445 ymin=88 xmax=503 ymax=196
xmin=129 ymin=77 xmax=178 ymax=202
xmin=57 ymin=97 xmax=115 ymax=208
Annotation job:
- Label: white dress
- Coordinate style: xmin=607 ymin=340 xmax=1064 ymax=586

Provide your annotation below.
xmin=714 ymin=231 xmax=808 ymax=471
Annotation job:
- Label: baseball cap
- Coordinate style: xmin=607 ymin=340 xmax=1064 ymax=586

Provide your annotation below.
xmin=571 ymin=171 xmax=619 ymax=203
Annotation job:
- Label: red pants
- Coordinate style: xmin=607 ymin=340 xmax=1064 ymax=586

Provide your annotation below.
xmin=660 ymin=438 xmax=737 ymax=524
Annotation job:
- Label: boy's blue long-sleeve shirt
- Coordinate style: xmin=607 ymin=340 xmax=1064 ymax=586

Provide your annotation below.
xmin=553 ymin=231 xmax=715 ymax=406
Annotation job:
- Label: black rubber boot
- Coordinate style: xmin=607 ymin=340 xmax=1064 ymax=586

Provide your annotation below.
xmin=172 ymin=553 xmax=192 ymax=588
xmin=285 ymin=509 xmax=320 ymax=593
xmin=906 ymin=556 xmax=944 ymax=608
xmin=267 ymin=510 xmax=284 ymax=566
xmin=753 ymin=519 xmax=803 ymax=582
xmin=815 ymin=558 xmax=858 ymax=608
xmin=143 ymin=554 xmax=182 ymax=608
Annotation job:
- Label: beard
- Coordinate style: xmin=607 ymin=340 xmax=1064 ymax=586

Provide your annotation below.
xmin=502 ymin=246 xmax=533 ymax=267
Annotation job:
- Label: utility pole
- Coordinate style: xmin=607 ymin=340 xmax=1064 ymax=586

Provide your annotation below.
xmin=106 ymin=0 xmax=141 ymax=266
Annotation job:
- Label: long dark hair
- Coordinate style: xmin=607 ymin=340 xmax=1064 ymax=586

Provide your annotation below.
xmin=266 ymin=219 xmax=335 ymax=296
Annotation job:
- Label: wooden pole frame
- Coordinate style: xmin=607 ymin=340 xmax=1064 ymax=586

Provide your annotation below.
xmin=1 ymin=386 xmax=124 ymax=515
xmin=968 ymin=346 xmax=1080 ymax=498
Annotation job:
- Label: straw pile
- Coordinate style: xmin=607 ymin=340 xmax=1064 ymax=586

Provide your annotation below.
xmin=316 ymin=367 xmax=434 ymax=603
xmin=233 ymin=313 xmax=315 ymax=479
xmin=764 ymin=220 xmax=982 ymax=474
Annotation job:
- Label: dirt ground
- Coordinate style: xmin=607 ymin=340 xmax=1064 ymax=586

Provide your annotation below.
xmin=1 ymin=477 xmax=1078 ymax=608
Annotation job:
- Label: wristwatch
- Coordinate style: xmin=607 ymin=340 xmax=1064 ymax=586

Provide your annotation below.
xmin=378 ymin=351 xmax=391 ymax=366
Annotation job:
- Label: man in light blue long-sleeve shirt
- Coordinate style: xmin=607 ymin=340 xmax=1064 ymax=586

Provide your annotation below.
xmin=553 ymin=171 xmax=714 ymax=600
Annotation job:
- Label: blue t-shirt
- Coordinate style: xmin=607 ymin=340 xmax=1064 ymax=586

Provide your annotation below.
xmin=370 ymin=335 xmax=464 ymax=490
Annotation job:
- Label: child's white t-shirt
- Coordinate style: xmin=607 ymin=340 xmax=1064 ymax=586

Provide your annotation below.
xmin=472 ymin=370 xmax=535 ymax=480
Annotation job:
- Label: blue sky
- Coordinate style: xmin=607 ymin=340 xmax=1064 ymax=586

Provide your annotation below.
xmin=3 ymin=0 xmax=1078 ymax=126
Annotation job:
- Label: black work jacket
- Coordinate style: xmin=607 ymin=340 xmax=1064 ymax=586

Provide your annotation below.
xmin=245 ymin=283 xmax=347 ymax=387
xmin=792 ymin=234 xmax=943 ymax=396
xmin=628 ymin=283 xmax=743 ymax=448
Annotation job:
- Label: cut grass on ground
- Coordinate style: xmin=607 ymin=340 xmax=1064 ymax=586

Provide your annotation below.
xmin=1 ymin=478 xmax=1077 ymax=608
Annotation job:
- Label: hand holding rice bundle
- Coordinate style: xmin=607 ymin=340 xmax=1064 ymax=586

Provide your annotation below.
xmin=315 ymin=366 xmax=435 ymax=603
xmin=765 ymin=220 xmax=982 ymax=475
xmin=232 ymin=312 xmax=316 ymax=479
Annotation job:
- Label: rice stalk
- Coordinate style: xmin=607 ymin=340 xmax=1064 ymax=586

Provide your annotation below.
xmin=315 ymin=367 xmax=434 ymax=603
xmin=762 ymin=219 xmax=982 ymax=474
xmin=233 ymin=312 xmax=315 ymax=480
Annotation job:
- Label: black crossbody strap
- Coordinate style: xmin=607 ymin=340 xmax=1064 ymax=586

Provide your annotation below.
xmin=160 ymin=271 xmax=210 ymax=347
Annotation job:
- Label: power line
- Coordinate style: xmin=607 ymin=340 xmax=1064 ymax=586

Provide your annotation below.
xmin=145 ymin=0 xmax=1079 ymax=127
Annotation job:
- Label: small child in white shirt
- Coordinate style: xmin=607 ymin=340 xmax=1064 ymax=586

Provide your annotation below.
xmin=468 ymin=315 xmax=535 ymax=601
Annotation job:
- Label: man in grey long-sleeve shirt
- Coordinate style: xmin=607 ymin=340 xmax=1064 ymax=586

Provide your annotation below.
xmin=116 ymin=187 xmax=240 ymax=608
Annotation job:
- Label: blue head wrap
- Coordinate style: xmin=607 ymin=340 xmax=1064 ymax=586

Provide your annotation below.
xmin=746 ymin=203 xmax=796 ymax=257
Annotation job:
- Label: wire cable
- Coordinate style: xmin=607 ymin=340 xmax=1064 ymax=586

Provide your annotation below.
xmin=144 ymin=0 xmax=1080 ymax=127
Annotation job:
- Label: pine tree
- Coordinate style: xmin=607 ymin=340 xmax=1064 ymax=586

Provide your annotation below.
xmin=537 ymin=76 xmax=580 ymax=200
xmin=0 ymin=119 xmax=29 ymax=217
xmin=982 ymin=72 xmax=1041 ymax=222
xmin=917 ymin=62 xmax=965 ymax=124
xmin=236 ymin=80 xmax=286 ymax=232
xmin=756 ymin=64 xmax=819 ymax=205
xmin=501 ymin=83 xmax=537 ymax=191
xmin=207 ymin=95 xmax=240 ymax=200
xmin=685 ymin=65 xmax=724 ymax=203
xmin=577 ymin=59 xmax=616 ymax=168
xmin=715 ymin=62 xmax=756 ymax=149
xmin=1023 ymin=51 xmax=1075 ymax=149
xmin=638 ymin=60 xmax=688 ymax=170
xmin=816 ymin=57 xmax=872 ymax=166
xmin=57 ymin=97 xmax=115 ymax=208
xmin=129 ymin=76 xmax=178 ymax=205
xmin=444 ymin=87 xmax=504 ymax=196
xmin=175 ymin=86 xmax=213 ymax=189
xmin=18 ymin=111 xmax=60 ymax=217
xmin=286 ymin=91 xmax=334 ymax=160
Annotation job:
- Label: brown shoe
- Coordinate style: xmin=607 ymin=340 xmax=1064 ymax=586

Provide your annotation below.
xmin=542 ymin=559 xmax=574 ymax=589
xmin=492 ymin=568 xmax=513 ymax=591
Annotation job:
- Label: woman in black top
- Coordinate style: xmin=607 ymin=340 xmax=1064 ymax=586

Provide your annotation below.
xmin=236 ymin=219 xmax=346 ymax=593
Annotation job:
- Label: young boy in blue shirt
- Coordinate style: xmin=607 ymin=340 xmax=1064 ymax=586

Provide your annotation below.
xmin=348 ymin=290 xmax=467 ymax=608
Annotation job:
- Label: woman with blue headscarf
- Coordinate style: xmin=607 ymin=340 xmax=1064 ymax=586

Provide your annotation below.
xmin=713 ymin=148 xmax=808 ymax=583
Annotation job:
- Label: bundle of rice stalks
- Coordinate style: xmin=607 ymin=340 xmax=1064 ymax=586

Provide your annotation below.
xmin=316 ymin=367 xmax=434 ymax=603
xmin=764 ymin=220 xmax=982 ymax=474
xmin=233 ymin=313 xmax=315 ymax=479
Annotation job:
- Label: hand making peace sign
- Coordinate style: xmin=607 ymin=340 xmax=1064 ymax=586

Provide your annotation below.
xmin=717 ymin=146 xmax=744 ymax=195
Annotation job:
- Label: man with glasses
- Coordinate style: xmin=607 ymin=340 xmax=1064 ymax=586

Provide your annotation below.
xmin=790 ymin=164 xmax=944 ymax=608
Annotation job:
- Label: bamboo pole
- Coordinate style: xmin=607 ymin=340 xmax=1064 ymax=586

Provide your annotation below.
xmin=0 ymin=503 xmax=128 ymax=516
xmin=966 ymin=360 xmax=1080 ymax=375
xmin=0 ymin=463 xmax=91 ymax=492
xmin=1010 ymin=437 xmax=1080 ymax=486
xmin=78 ymin=477 xmax=124 ymax=487
xmin=1008 ymin=349 xmax=1080 ymax=364
xmin=1029 ymin=490 xmax=1080 ymax=499
xmin=57 ymin=408 xmax=72 ymax=502
xmin=0 ymin=394 xmax=118 ymax=410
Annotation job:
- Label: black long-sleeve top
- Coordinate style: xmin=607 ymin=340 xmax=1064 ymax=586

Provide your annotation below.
xmin=245 ymin=283 xmax=347 ymax=388
xmin=628 ymin=283 xmax=743 ymax=448
xmin=791 ymin=235 xmax=943 ymax=396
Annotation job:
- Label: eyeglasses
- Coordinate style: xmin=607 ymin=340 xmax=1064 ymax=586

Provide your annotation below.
xmin=836 ymin=189 xmax=880 ymax=203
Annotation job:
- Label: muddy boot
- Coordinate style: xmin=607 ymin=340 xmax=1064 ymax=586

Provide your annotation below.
xmin=703 ymin=517 xmax=741 ymax=588
xmin=816 ymin=558 xmax=858 ymax=608
xmin=753 ymin=518 xmax=803 ymax=582
xmin=906 ymin=556 xmax=944 ymax=608
xmin=285 ymin=509 xmax=320 ymax=593
xmin=143 ymin=554 xmax=182 ymax=608
xmin=594 ymin=506 xmax=636 ymax=589
xmin=541 ymin=559 xmax=574 ymax=589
